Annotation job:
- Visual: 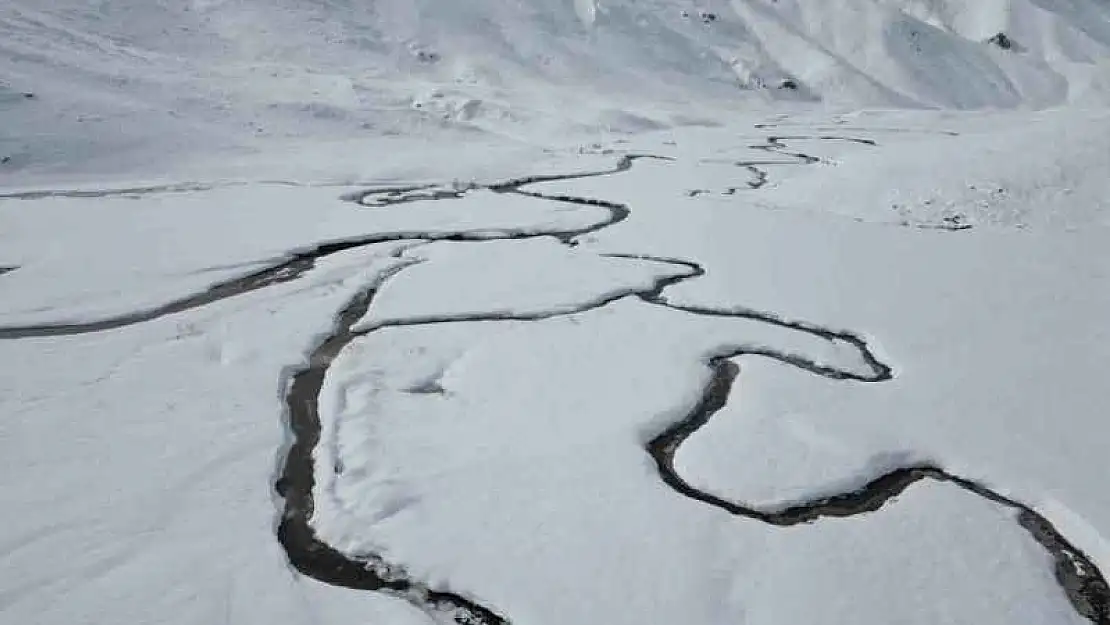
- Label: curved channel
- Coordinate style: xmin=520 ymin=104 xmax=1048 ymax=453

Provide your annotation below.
xmin=4 ymin=133 xmax=1099 ymax=624
xmin=649 ymin=357 xmax=1108 ymax=624
xmin=275 ymin=135 xmax=1107 ymax=624
xmin=0 ymin=156 xmax=654 ymax=340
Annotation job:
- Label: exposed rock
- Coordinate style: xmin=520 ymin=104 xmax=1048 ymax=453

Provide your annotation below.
xmin=987 ymin=32 xmax=1014 ymax=50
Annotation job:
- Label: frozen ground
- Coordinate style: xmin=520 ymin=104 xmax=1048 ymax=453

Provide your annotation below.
xmin=3 ymin=2 xmax=1110 ymax=625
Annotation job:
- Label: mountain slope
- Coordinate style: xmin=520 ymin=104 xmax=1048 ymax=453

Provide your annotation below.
xmin=2 ymin=0 xmax=1109 ymax=179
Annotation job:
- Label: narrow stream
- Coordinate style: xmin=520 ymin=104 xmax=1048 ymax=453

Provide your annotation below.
xmin=273 ymin=139 xmax=1107 ymax=624
xmin=1 ymin=135 xmax=1101 ymax=624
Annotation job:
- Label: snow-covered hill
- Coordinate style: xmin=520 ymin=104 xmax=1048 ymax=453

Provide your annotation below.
xmin=3 ymin=0 xmax=1110 ymax=180
xmin=4 ymin=3 xmax=1110 ymax=625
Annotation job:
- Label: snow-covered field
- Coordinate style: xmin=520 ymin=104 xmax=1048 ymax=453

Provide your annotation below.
xmin=3 ymin=2 xmax=1110 ymax=624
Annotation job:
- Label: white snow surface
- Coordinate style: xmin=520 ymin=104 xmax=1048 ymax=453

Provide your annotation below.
xmin=0 ymin=243 xmax=434 ymax=625
xmin=4 ymin=105 xmax=1109 ymax=625
xmin=0 ymin=184 xmax=607 ymax=326
xmin=532 ymin=110 xmax=1110 ymax=571
xmin=4 ymin=0 xmax=1110 ymax=182
xmin=756 ymin=108 xmax=1110 ymax=231
xmin=354 ymin=237 xmax=693 ymax=330
xmin=673 ymin=373 xmax=929 ymax=512
xmin=3 ymin=2 xmax=1110 ymax=624
xmin=315 ymin=297 xmax=1081 ymax=625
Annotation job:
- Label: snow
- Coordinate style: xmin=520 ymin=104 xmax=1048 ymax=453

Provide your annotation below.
xmin=532 ymin=110 xmax=1110 ymax=578
xmin=754 ymin=108 xmax=1110 ymax=231
xmin=314 ymin=292 xmax=1077 ymax=624
xmin=674 ymin=376 xmax=929 ymax=512
xmin=319 ymin=297 xmax=876 ymax=532
xmin=5 ymin=0 xmax=1110 ymax=182
xmin=353 ymin=237 xmax=694 ymax=330
xmin=4 ymin=2 xmax=1110 ymax=625
xmin=0 ymin=243 xmax=433 ymax=625
xmin=746 ymin=479 xmax=1081 ymax=625
xmin=0 ymin=184 xmax=607 ymax=327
